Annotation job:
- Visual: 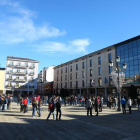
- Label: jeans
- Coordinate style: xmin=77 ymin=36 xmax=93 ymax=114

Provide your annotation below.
xmin=38 ymin=107 xmax=41 ymax=117
xmin=32 ymin=107 xmax=36 ymax=116
xmin=56 ymin=109 xmax=61 ymax=120
xmin=47 ymin=111 xmax=55 ymax=119
xmin=87 ymin=107 xmax=92 ymax=116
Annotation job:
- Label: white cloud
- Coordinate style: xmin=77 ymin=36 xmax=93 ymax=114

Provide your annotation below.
xmin=33 ymin=39 xmax=90 ymax=55
xmin=0 ymin=0 xmax=66 ymax=44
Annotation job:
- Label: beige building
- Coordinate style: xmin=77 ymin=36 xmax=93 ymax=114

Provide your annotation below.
xmin=54 ymin=45 xmax=116 ymax=99
xmin=0 ymin=68 xmax=5 ymax=94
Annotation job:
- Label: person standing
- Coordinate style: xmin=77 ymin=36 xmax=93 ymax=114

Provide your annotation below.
xmin=86 ymin=97 xmax=92 ymax=116
xmin=121 ymin=96 xmax=126 ymax=114
xmin=38 ymin=98 xmax=43 ymax=117
xmin=127 ymin=97 xmax=132 ymax=114
xmin=32 ymin=98 xmax=37 ymax=117
xmin=47 ymin=100 xmax=55 ymax=120
xmin=56 ymin=99 xmax=62 ymax=120
xmin=94 ymin=97 xmax=99 ymax=116
xmin=22 ymin=97 xmax=28 ymax=113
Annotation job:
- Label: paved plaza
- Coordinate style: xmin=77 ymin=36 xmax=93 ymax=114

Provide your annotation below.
xmin=0 ymin=101 xmax=140 ymax=140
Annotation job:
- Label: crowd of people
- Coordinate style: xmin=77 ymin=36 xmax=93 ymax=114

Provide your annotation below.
xmin=0 ymin=94 xmax=13 ymax=111
xmin=1 ymin=93 xmax=140 ymax=120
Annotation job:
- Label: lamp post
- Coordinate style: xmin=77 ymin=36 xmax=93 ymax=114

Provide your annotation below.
xmin=109 ymin=56 xmax=127 ymax=111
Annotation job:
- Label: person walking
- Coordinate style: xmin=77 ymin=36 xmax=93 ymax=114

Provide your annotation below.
xmin=86 ymin=97 xmax=92 ymax=116
xmin=127 ymin=97 xmax=132 ymax=114
xmin=121 ymin=96 xmax=126 ymax=114
xmin=38 ymin=98 xmax=43 ymax=117
xmin=47 ymin=100 xmax=55 ymax=120
xmin=95 ymin=97 xmax=99 ymax=116
xmin=23 ymin=97 xmax=28 ymax=113
xmin=32 ymin=98 xmax=37 ymax=117
xmin=56 ymin=99 xmax=61 ymax=120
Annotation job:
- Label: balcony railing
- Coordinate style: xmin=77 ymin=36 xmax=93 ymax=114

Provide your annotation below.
xmin=6 ymin=85 xmax=13 ymax=88
xmin=29 ymin=72 xmax=34 ymax=76
xmin=15 ymin=79 xmax=27 ymax=82
xmin=15 ymin=72 xmax=27 ymax=75
xmin=6 ymin=78 xmax=13 ymax=81
xmin=19 ymin=85 xmax=27 ymax=89
xmin=7 ymin=71 xmax=13 ymax=74
xmin=29 ymin=86 xmax=35 ymax=88
xmin=29 ymin=66 xmax=35 ymax=69
xmin=16 ymin=65 xmax=28 ymax=69
xmin=7 ymin=64 xmax=14 ymax=67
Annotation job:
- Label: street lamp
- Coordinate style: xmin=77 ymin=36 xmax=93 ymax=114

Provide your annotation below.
xmin=109 ymin=56 xmax=127 ymax=111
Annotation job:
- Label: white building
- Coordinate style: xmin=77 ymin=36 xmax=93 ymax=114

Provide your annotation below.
xmin=38 ymin=66 xmax=55 ymax=83
xmin=4 ymin=56 xmax=39 ymax=96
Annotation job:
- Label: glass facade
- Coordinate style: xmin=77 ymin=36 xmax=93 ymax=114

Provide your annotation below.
xmin=116 ymin=39 xmax=140 ymax=84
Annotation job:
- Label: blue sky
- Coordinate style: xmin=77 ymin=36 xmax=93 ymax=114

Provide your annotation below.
xmin=0 ymin=0 xmax=140 ymax=71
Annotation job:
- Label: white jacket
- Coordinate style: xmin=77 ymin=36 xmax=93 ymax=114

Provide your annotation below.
xmin=127 ymin=99 xmax=132 ymax=106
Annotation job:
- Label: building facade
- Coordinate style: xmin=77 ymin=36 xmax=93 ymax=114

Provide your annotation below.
xmin=54 ymin=35 xmax=140 ymax=99
xmin=0 ymin=68 xmax=5 ymax=94
xmin=38 ymin=66 xmax=55 ymax=95
xmin=4 ymin=56 xmax=39 ymax=96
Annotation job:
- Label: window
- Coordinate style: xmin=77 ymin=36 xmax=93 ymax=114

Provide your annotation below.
xmin=109 ymin=76 xmax=113 ymax=85
xmin=61 ymin=76 xmax=62 ymax=81
xmin=65 ymin=67 xmax=67 ymax=73
xmin=98 ymin=78 xmax=102 ymax=86
xmin=90 ymin=79 xmax=92 ymax=86
xmin=70 ymin=82 xmax=72 ymax=88
xmin=108 ymin=54 xmax=112 ymax=62
xmin=76 ymin=72 xmax=78 ymax=79
xmin=82 ymin=80 xmax=85 ymax=87
xmin=90 ymin=69 xmax=92 ymax=77
xmin=61 ymin=83 xmax=62 ymax=88
xmin=109 ymin=66 xmax=112 ymax=74
xmin=57 ymin=83 xmax=58 ymax=88
xmin=90 ymin=59 xmax=92 ymax=67
xmin=61 ymin=68 xmax=63 ymax=74
xmin=82 ymin=71 xmax=85 ymax=78
xmin=99 ymin=67 xmax=101 ymax=75
xmin=76 ymin=81 xmax=78 ymax=88
xmin=17 ymin=69 xmax=20 ymax=72
xmin=76 ymin=64 xmax=78 ymax=70
xmin=70 ymin=65 xmax=72 ymax=72
xmin=65 ymin=82 xmax=67 ymax=88
xmin=98 ymin=57 xmax=101 ymax=65
xmin=57 ymin=70 xmax=59 ymax=75
xmin=65 ymin=75 xmax=67 ymax=81
xmin=25 ymin=63 xmax=28 ymax=67
xmin=82 ymin=62 xmax=85 ymax=69
xmin=24 ymin=70 xmax=27 ymax=74
xmin=70 ymin=73 xmax=72 ymax=80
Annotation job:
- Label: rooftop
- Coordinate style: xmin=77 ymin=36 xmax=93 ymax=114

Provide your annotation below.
xmin=7 ymin=56 xmax=39 ymax=63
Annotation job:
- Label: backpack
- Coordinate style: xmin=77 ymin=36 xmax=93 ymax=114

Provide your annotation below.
xmin=49 ymin=103 xmax=53 ymax=109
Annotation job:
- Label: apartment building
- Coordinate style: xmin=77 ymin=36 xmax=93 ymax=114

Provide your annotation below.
xmin=54 ymin=35 xmax=140 ymax=99
xmin=5 ymin=56 xmax=39 ymax=96
xmin=38 ymin=66 xmax=55 ymax=95
xmin=0 ymin=68 xmax=5 ymax=94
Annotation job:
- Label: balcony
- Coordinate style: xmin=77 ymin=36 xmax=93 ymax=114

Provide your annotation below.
xmin=29 ymin=72 xmax=34 ymax=76
xmin=15 ymin=78 xmax=27 ymax=82
xmin=29 ymin=86 xmax=35 ymax=88
xmin=6 ymin=78 xmax=13 ymax=81
xmin=19 ymin=85 xmax=27 ymax=89
xmin=29 ymin=66 xmax=35 ymax=69
xmin=6 ymin=85 xmax=13 ymax=88
xmin=15 ymin=72 xmax=27 ymax=75
xmin=7 ymin=71 xmax=13 ymax=74
xmin=16 ymin=65 xmax=28 ymax=69
xmin=7 ymin=64 xmax=14 ymax=67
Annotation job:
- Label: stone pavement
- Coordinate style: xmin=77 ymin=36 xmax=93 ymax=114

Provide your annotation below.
xmin=0 ymin=102 xmax=140 ymax=140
